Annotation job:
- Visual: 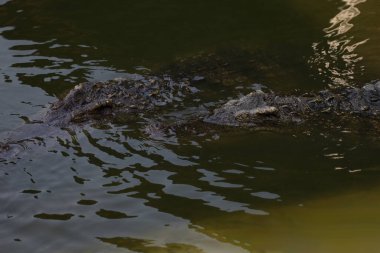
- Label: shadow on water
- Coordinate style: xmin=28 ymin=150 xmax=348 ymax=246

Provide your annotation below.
xmin=0 ymin=0 xmax=343 ymax=94
xmin=1 ymin=0 xmax=379 ymax=95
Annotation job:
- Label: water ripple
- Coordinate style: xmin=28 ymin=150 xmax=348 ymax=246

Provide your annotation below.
xmin=136 ymin=169 xmax=268 ymax=215
xmin=309 ymin=0 xmax=369 ymax=87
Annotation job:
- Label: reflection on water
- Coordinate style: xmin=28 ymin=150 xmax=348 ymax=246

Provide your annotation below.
xmin=2 ymin=123 xmax=380 ymax=253
xmin=309 ymin=0 xmax=369 ymax=87
xmin=0 ymin=24 xmax=132 ymax=100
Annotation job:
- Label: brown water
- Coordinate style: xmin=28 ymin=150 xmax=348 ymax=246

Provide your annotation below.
xmin=1 ymin=1 xmax=380 ymax=252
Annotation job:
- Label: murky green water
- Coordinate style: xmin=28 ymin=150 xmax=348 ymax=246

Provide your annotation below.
xmin=1 ymin=0 xmax=380 ymax=252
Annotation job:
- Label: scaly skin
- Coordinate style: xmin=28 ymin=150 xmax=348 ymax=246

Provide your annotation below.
xmin=45 ymin=75 xmax=196 ymax=127
xmin=204 ymin=82 xmax=380 ymax=127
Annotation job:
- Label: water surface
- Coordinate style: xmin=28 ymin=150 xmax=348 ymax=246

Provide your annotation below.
xmin=1 ymin=1 xmax=380 ymax=253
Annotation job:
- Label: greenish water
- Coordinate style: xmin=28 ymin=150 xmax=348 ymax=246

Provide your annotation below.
xmin=1 ymin=0 xmax=380 ymax=252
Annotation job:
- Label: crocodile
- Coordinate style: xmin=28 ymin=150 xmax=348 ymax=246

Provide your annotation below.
xmin=41 ymin=79 xmax=380 ymax=129
xmin=0 ymin=74 xmax=198 ymax=160
xmin=205 ymin=81 xmax=380 ymax=127
xmin=44 ymin=75 xmax=198 ymax=127
xmin=1 ymin=71 xmax=380 ymax=160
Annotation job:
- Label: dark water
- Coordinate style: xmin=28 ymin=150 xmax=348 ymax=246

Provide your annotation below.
xmin=1 ymin=1 xmax=380 ymax=252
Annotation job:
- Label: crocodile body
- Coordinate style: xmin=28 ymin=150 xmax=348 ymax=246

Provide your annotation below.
xmin=45 ymin=75 xmax=196 ymax=127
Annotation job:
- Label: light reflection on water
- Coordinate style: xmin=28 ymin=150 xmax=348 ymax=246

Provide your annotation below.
xmin=309 ymin=0 xmax=369 ymax=87
xmin=0 ymin=26 xmax=126 ymax=96
xmin=2 ymin=123 xmax=380 ymax=253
